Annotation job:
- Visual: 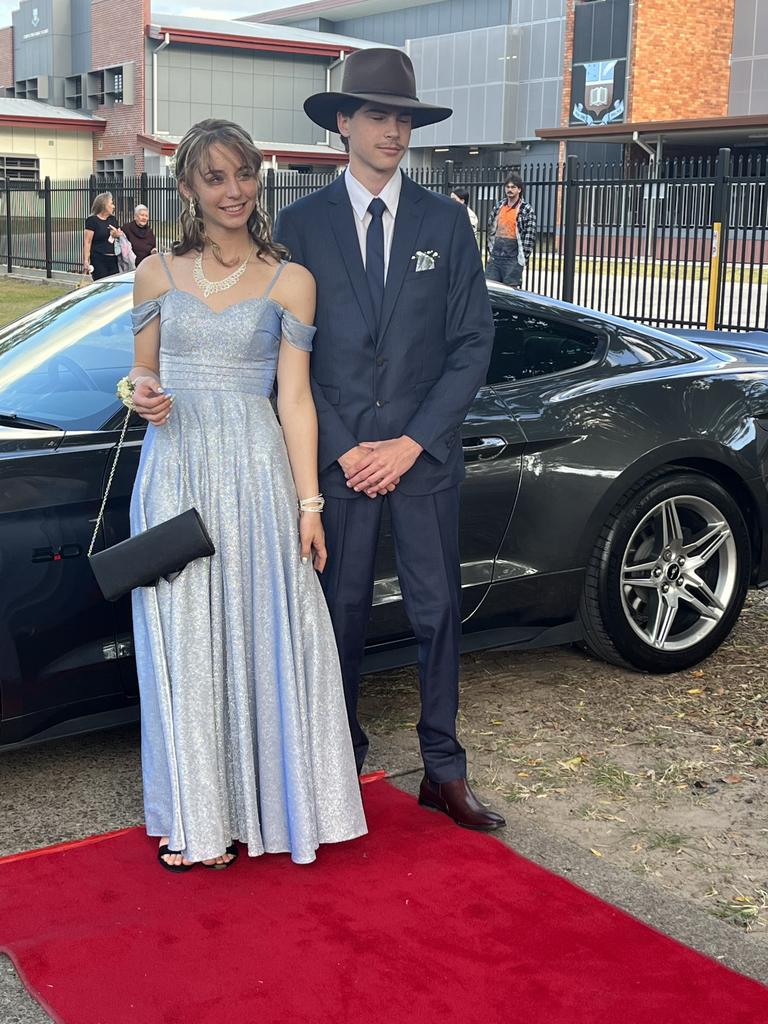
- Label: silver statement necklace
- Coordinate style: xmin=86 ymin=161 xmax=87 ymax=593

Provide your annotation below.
xmin=193 ymin=245 xmax=254 ymax=299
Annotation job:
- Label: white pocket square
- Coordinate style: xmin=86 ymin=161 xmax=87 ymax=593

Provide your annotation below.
xmin=411 ymin=250 xmax=439 ymax=272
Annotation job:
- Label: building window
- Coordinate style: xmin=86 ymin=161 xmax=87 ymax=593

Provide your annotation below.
xmin=0 ymin=155 xmax=40 ymax=187
xmin=113 ymin=72 xmax=123 ymax=105
xmin=96 ymin=157 xmax=125 ymax=181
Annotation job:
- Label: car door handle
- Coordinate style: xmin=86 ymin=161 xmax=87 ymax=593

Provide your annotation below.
xmin=461 ymin=436 xmax=507 ymax=460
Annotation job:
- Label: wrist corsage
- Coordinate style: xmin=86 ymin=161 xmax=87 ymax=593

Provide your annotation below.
xmin=116 ymin=376 xmax=136 ymax=410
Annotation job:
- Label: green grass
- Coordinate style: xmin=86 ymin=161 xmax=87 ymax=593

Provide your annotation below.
xmin=0 ymin=279 xmax=72 ymax=329
xmin=592 ymin=762 xmax=638 ymax=793
xmin=647 ymin=831 xmax=689 ymax=851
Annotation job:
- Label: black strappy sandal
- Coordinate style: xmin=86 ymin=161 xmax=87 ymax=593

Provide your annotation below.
xmin=203 ymin=843 xmax=239 ymax=870
xmin=158 ymin=843 xmax=194 ymax=873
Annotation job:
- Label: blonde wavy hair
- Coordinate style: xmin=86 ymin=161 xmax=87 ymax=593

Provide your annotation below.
xmin=172 ymin=119 xmax=286 ymax=267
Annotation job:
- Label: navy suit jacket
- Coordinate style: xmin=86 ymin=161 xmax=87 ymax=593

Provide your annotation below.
xmin=274 ymin=172 xmax=494 ymax=498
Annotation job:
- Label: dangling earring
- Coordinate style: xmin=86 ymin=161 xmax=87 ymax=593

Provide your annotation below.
xmin=188 ymin=196 xmax=197 ymax=219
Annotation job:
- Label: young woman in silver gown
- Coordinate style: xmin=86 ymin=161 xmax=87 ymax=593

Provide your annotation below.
xmin=127 ymin=119 xmax=366 ymax=871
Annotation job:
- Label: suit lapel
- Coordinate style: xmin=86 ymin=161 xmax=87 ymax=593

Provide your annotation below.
xmin=377 ymin=174 xmax=426 ymax=344
xmin=326 ymin=176 xmax=378 ymax=341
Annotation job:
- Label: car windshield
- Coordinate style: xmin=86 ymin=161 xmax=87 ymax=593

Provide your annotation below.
xmin=0 ymin=279 xmax=134 ymax=431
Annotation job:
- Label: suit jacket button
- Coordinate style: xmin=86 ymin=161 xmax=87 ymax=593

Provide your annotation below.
xmin=375 ymin=399 xmax=383 ymax=408
xmin=376 ymin=357 xmax=385 ymax=367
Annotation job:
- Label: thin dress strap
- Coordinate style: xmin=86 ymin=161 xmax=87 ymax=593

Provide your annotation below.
xmin=262 ymin=260 xmax=286 ymax=300
xmin=157 ymin=250 xmax=175 ymax=288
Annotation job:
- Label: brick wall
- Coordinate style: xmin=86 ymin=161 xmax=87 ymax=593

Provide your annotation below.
xmin=90 ymin=0 xmax=150 ymax=171
xmin=0 ymin=27 xmax=14 ymax=89
xmin=559 ymin=0 xmax=575 ymax=128
xmin=629 ymin=0 xmax=736 ymax=121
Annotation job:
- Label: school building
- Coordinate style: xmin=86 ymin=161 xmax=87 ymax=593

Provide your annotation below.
xmin=0 ymin=0 xmax=766 ymax=179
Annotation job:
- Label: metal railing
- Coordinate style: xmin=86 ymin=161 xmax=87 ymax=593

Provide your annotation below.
xmin=1 ymin=150 xmax=766 ymax=332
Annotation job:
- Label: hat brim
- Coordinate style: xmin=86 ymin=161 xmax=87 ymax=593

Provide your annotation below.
xmin=303 ymin=91 xmax=453 ymax=133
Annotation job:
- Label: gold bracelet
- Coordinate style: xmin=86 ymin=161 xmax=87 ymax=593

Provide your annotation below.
xmin=298 ymin=494 xmax=324 ymax=513
xmin=116 ymin=375 xmax=136 ymax=410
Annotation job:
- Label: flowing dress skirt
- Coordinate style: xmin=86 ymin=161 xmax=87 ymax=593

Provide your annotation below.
xmin=130 ymin=391 xmax=366 ymax=864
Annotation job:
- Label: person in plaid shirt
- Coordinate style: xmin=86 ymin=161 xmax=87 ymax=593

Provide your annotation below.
xmin=485 ymin=173 xmax=536 ymax=289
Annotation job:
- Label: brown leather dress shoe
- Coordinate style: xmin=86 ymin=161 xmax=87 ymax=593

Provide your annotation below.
xmin=418 ymin=775 xmax=506 ymax=832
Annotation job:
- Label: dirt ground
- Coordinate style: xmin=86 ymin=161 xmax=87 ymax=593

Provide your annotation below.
xmin=359 ymin=590 xmax=768 ymax=942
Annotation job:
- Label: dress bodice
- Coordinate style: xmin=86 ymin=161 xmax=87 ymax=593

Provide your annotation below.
xmin=131 ymin=281 xmax=315 ymax=398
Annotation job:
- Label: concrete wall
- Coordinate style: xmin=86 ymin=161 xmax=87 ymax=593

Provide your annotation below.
xmin=12 ymin=0 xmax=56 ymax=80
xmin=147 ymin=45 xmax=327 ymax=146
xmin=0 ymin=124 xmax=94 ymax=177
xmin=302 ymin=0 xmax=513 ymax=46
xmin=408 ymin=25 xmax=521 ymax=149
xmin=510 ymin=0 xmax=565 ymax=141
xmin=324 ymin=0 xmax=564 ymax=154
xmin=70 ymin=0 xmax=92 ymax=76
xmin=729 ymin=0 xmax=768 ymax=115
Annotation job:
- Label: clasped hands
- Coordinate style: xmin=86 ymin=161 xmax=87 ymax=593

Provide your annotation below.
xmin=340 ymin=437 xmax=423 ymax=498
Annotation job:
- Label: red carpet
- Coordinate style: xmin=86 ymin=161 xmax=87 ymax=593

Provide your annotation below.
xmin=1 ymin=780 xmax=766 ymax=1024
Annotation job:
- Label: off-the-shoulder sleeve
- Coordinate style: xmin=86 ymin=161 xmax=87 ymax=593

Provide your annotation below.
xmin=281 ymin=308 xmax=316 ymax=352
xmin=131 ymin=298 xmax=161 ymax=335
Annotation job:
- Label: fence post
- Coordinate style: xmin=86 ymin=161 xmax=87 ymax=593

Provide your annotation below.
xmin=561 ymin=155 xmax=579 ymax=304
xmin=265 ymin=167 xmax=276 ymax=224
xmin=707 ymin=147 xmax=731 ymax=330
xmin=443 ymin=159 xmax=454 ymax=195
xmin=4 ymin=179 xmax=11 ymax=274
xmin=140 ymin=171 xmax=148 ymax=208
xmin=43 ymin=176 xmax=53 ymax=279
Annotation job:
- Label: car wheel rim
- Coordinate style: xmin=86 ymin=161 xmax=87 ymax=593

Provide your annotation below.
xmin=619 ymin=495 xmax=738 ymax=653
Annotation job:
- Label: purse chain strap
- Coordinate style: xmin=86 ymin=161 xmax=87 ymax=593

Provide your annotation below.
xmin=88 ymin=407 xmax=132 ymax=557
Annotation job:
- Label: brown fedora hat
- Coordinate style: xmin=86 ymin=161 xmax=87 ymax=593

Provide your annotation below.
xmin=304 ymin=48 xmax=452 ymax=132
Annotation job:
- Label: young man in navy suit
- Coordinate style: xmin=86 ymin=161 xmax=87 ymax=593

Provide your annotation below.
xmin=275 ymin=48 xmax=504 ymax=831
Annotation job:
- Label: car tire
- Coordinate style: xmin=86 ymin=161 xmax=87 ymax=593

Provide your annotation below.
xmin=578 ymin=471 xmax=751 ymax=673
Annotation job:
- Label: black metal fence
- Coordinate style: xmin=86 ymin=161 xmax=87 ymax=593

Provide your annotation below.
xmin=2 ymin=149 xmax=766 ymax=331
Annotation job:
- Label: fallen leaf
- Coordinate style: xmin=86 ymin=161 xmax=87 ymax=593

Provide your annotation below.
xmin=720 ymin=774 xmax=744 ymax=785
xmin=590 ymin=848 xmax=604 ymax=858
xmin=690 ymin=669 xmax=705 ymax=678
xmin=687 ymin=688 xmax=703 ymax=695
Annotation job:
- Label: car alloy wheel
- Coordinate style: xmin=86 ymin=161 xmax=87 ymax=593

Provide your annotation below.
xmin=579 ymin=472 xmax=751 ymax=673
xmin=620 ymin=495 xmax=738 ymax=652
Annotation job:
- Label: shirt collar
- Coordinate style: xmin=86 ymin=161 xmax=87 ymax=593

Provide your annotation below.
xmin=345 ymin=168 xmax=402 ymax=222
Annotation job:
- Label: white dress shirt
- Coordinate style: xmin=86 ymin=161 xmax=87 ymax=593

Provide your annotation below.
xmin=344 ymin=167 xmax=402 ymax=281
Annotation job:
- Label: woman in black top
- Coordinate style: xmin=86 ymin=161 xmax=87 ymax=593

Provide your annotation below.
xmin=83 ymin=192 xmax=123 ymax=280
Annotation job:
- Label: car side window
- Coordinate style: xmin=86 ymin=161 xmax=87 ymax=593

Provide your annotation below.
xmin=487 ymin=309 xmax=603 ymax=386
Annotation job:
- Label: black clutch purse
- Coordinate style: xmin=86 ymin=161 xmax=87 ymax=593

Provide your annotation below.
xmin=88 ymin=408 xmax=215 ymax=602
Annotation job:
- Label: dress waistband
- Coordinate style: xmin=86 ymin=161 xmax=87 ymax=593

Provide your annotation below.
xmin=160 ymin=354 xmax=274 ymax=397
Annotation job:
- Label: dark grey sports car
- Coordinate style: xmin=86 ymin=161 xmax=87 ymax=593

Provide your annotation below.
xmin=2 ymin=276 xmax=768 ymax=749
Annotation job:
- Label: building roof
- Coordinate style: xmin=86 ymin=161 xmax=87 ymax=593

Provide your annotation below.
xmin=250 ymin=0 xmax=432 ymax=23
xmin=139 ymin=133 xmax=347 ymax=165
xmin=0 ymin=97 xmax=105 ymax=131
xmin=537 ymin=114 xmax=768 ymax=147
xmin=147 ymin=13 xmax=383 ymax=57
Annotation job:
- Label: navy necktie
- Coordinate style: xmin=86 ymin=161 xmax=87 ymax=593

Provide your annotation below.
xmin=366 ymin=197 xmax=386 ymax=329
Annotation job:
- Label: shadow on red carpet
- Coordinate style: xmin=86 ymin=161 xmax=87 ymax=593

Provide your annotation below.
xmin=0 ymin=779 xmax=766 ymax=1024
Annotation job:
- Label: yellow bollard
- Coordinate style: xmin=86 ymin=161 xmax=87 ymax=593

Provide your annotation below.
xmin=706 ymin=222 xmax=722 ymax=330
